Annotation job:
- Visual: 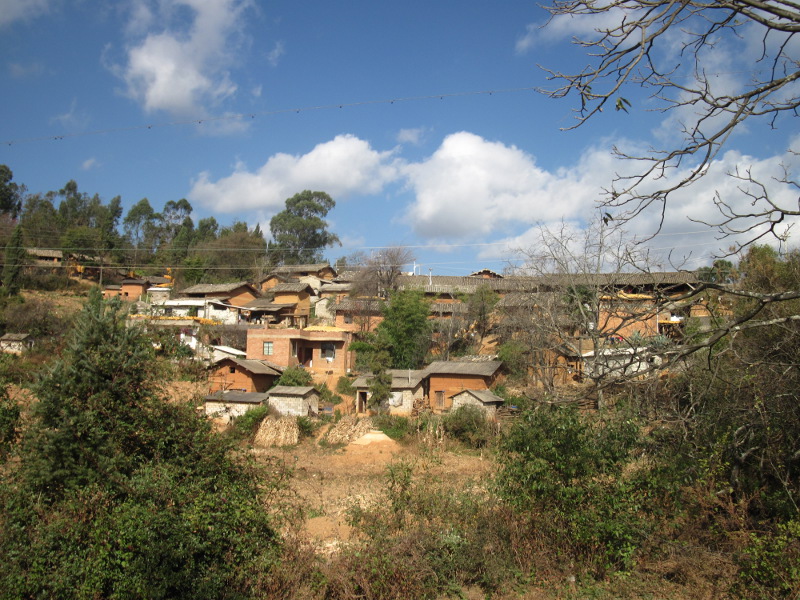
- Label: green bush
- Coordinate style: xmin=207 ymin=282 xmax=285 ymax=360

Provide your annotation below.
xmin=737 ymin=519 xmax=800 ymax=598
xmin=275 ymin=365 xmax=313 ymax=387
xmin=372 ymin=414 xmax=412 ymax=441
xmin=335 ymin=375 xmax=356 ymax=397
xmin=496 ymin=405 xmax=648 ymax=573
xmin=441 ymin=405 xmax=494 ymax=448
xmin=231 ymin=404 xmax=271 ymax=439
xmin=297 ymin=416 xmax=315 ymax=438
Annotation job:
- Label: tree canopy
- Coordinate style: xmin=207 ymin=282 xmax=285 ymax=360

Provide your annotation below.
xmin=0 ymin=291 xmax=281 ymax=597
xmin=269 ymin=190 xmax=340 ymax=265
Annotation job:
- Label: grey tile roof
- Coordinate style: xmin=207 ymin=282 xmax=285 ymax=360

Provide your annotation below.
xmin=204 ymin=391 xmax=269 ymax=404
xmin=353 ymin=369 xmax=425 ymax=390
xmin=181 ymin=281 xmax=255 ymax=295
xmin=212 ymin=357 xmax=284 ymax=376
xmin=269 ymin=386 xmax=316 ymax=397
xmin=271 ymin=282 xmax=313 ymax=293
xmin=452 ymin=389 xmax=505 ymax=404
xmin=424 ymin=360 xmax=503 ymax=377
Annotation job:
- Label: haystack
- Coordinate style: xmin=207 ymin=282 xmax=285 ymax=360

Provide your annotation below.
xmin=253 ymin=416 xmax=300 ymax=447
xmin=325 ymin=416 xmax=374 ymax=445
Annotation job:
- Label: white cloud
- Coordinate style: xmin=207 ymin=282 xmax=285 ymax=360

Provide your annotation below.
xmin=397 ymin=127 xmax=427 ymax=146
xmin=266 ymin=41 xmax=285 ymax=67
xmin=402 ymin=132 xmax=596 ymax=239
xmin=8 ymin=61 xmax=44 ymax=78
xmin=0 ymin=0 xmax=51 ymax=27
xmin=81 ymin=157 xmax=99 ymax=170
xmin=50 ymin=98 xmax=89 ymax=131
xmin=516 ymin=5 xmax=634 ymax=53
xmin=112 ymin=0 xmax=252 ymax=117
xmin=188 ymin=134 xmax=402 ymax=213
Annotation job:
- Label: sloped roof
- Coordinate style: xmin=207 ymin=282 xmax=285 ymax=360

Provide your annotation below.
xmin=0 ymin=333 xmax=30 ymax=341
xmin=204 ymin=390 xmax=268 ymax=404
xmin=451 ymin=389 xmax=505 ymax=405
xmin=269 ymin=385 xmax=317 ymax=397
xmin=271 ymin=282 xmax=313 ymax=294
xmin=424 ymin=360 xmax=503 ymax=377
xmin=181 ymin=281 xmax=256 ymax=295
xmin=331 ymin=298 xmax=385 ymax=313
xmin=353 ymin=369 xmax=426 ymax=390
xmin=212 ymin=357 xmax=284 ymax=376
xmin=269 ymin=263 xmax=334 ymax=275
xmin=243 ymin=298 xmax=296 ymax=311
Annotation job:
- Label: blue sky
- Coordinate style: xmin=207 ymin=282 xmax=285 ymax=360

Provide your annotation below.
xmin=1 ymin=0 xmax=797 ymax=276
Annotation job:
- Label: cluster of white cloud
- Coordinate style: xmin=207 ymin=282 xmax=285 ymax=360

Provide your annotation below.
xmin=0 ymin=0 xmax=51 ymax=27
xmin=110 ymin=0 xmax=253 ymax=117
xmin=188 ymin=129 xmax=798 ymax=266
xmin=189 ymin=134 xmax=400 ymax=212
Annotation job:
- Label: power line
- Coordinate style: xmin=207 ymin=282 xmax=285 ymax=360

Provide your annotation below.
xmin=2 ymin=87 xmax=538 ymax=146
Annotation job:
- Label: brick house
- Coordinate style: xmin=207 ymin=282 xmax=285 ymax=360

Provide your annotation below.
xmin=207 ymin=357 xmax=284 ymax=393
xmin=259 ymin=263 xmax=337 ymax=292
xmin=423 ymin=360 xmax=503 ymax=412
xmin=246 ymin=326 xmax=354 ymax=384
xmin=179 ymin=281 xmax=260 ymax=308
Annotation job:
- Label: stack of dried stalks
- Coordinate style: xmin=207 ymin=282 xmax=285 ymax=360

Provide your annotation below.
xmin=253 ymin=416 xmax=300 ymax=447
xmin=325 ymin=416 xmax=374 ymax=445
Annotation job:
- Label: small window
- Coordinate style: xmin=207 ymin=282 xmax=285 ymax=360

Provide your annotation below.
xmin=263 ymin=341 xmax=273 ymax=355
xmin=344 ymin=313 xmax=353 ymax=324
xmin=435 ymin=391 xmax=444 ymax=408
xmin=229 ymin=366 xmax=236 ymax=374
xmin=321 ymin=342 xmax=335 ymax=360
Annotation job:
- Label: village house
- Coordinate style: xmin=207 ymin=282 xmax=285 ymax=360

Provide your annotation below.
xmin=259 ymin=263 xmax=337 ymax=292
xmin=424 ymin=360 xmax=503 ymax=412
xmin=331 ymin=298 xmax=385 ymax=332
xmin=179 ymin=281 xmax=260 ymax=308
xmin=207 ymin=357 xmax=284 ymax=393
xmin=451 ymin=389 xmax=505 ymax=418
xmin=352 ymin=369 xmax=426 ymax=415
xmin=267 ymin=385 xmax=320 ymax=416
xmin=246 ymin=326 xmax=354 ymax=386
xmin=0 ymin=333 xmax=33 ymax=354
xmin=203 ymin=390 xmax=268 ymax=423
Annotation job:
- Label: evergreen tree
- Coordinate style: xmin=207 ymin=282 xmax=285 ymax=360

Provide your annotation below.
xmin=0 ymin=290 xmax=280 ymax=598
xmin=377 ymin=290 xmax=432 ymax=369
xmin=2 ymin=225 xmax=26 ymax=296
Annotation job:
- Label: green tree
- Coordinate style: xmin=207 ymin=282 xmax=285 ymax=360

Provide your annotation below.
xmin=269 ymin=190 xmax=340 ymax=265
xmin=19 ymin=193 xmax=60 ymax=248
xmin=275 ymin=365 xmax=313 ymax=387
xmin=0 ymin=290 xmax=280 ymax=598
xmin=0 ymin=165 xmax=23 ymax=218
xmin=377 ymin=290 xmax=432 ymax=369
xmin=2 ymin=226 xmax=27 ymax=297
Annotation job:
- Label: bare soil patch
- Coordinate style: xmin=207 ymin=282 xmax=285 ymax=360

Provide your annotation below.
xmin=252 ymin=429 xmax=492 ymax=549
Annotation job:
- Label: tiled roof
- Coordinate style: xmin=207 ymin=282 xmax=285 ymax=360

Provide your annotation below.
xmin=331 ymin=298 xmax=385 ymax=313
xmin=271 ymin=282 xmax=313 ymax=293
xmin=270 ymin=263 xmax=333 ymax=274
xmin=452 ymin=389 xmax=505 ymax=404
xmin=353 ymin=369 xmax=425 ymax=390
xmin=181 ymin=281 xmax=254 ymax=295
xmin=204 ymin=390 xmax=268 ymax=404
xmin=424 ymin=360 xmax=503 ymax=377
xmin=212 ymin=357 xmax=284 ymax=376
xmin=269 ymin=385 xmax=316 ymax=397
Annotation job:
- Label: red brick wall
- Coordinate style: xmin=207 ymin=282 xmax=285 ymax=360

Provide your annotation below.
xmin=207 ymin=362 xmax=276 ymax=392
xmin=427 ymin=374 xmax=491 ymax=412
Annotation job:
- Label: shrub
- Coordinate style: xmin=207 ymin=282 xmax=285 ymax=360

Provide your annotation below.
xmin=275 ymin=365 xmax=313 ymax=387
xmin=335 ymin=375 xmax=356 ymax=397
xmin=737 ymin=519 xmax=800 ymax=598
xmin=441 ymin=405 xmax=494 ymax=448
xmin=495 ymin=405 xmax=648 ymax=573
xmin=372 ymin=414 xmax=412 ymax=441
xmin=296 ymin=416 xmax=315 ymax=438
xmin=231 ymin=404 xmax=271 ymax=439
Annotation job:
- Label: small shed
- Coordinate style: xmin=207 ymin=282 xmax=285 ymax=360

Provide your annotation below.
xmin=268 ymin=386 xmax=319 ymax=417
xmin=204 ymin=390 xmax=269 ymax=423
xmin=352 ymin=369 xmax=425 ymax=415
xmin=208 ymin=357 xmax=284 ymax=393
xmin=0 ymin=333 xmax=33 ymax=354
xmin=450 ymin=389 xmax=505 ymax=418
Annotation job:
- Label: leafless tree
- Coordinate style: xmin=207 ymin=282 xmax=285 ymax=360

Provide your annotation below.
xmin=351 ymin=246 xmax=415 ymax=299
xmin=538 ymin=0 xmax=799 ymax=250
xmin=510 ymin=220 xmax=698 ymax=406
